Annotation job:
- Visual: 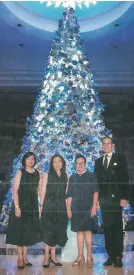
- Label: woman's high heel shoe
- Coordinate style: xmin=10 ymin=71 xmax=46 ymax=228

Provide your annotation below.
xmin=17 ymin=260 xmax=25 ymax=269
xmin=86 ymin=257 xmax=93 ymax=268
xmin=43 ymin=258 xmax=50 ymax=268
xmin=24 ymin=261 xmax=32 ymax=267
xmin=50 ymin=257 xmax=62 ymax=266
xmin=72 ymin=256 xmax=85 ymax=266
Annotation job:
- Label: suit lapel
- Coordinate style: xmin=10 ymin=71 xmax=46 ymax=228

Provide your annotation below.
xmin=107 ymin=153 xmax=116 ymax=172
xmin=100 ymin=156 xmax=104 ymax=168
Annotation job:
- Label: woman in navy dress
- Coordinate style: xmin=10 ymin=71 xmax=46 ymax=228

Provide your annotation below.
xmin=66 ymin=155 xmax=99 ymax=268
xmin=39 ymin=154 xmax=68 ymax=268
xmin=6 ymin=152 xmax=41 ymax=269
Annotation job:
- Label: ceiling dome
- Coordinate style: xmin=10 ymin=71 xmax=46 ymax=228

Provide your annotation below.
xmin=3 ymin=1 xmax=133 ymax=32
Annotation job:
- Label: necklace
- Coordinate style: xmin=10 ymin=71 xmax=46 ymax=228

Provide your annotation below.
xmin=77 ymin=170 xmax=86 ymax=176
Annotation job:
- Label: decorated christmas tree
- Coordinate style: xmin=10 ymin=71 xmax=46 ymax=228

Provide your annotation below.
xmin=0 ymin=7 xmax=110 ymax=231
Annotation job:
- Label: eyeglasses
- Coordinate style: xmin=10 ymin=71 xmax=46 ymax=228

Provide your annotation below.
xmin=102 ymin=142 xmax=112 ymax=145
xmin=76 ymin=162 xmax=85 ymax=165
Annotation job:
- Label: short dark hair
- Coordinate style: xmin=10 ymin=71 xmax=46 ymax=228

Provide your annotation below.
xmin=22 ymin=152 xmax=36 ymax=167
xmin=75 ymin=154 xmax=86 ymax=163
xmin=102 ymin=136 xmax=114 ymax=144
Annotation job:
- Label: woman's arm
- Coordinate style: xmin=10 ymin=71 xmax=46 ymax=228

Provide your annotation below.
xmin=67 ymin=198 xmax=72 ymax=219
xmin=93 ymin=192 xmax=99 ymax=207
xmin=39 ymin=173 xmax=48 ymax=210
xmin=91 ymin=192 xmax=99 ymax=217
xmin=65 ymin=176 xmax=69 ymax=207
xmin=13 ymin=170 xmax=22 ymax=217
xmin=65 ymin=176 xmax=73 ymax=219
xmin=37 ymin=172 xmax=43 ymax=196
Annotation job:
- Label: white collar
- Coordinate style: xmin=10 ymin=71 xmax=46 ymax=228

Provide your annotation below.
xmin=104 ymin=152 xmax=113 ymax=157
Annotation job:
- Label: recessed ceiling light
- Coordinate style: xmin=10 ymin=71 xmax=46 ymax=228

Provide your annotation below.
xmin=19 ymin=44 xmax=24 ymax=47
xmin=17 ymin=24 xmax=22 ymax=27
xmin=113 ymin=45 xmax=118 ymax=49
xmin=114 ymin=23 xmax=119 ymax=27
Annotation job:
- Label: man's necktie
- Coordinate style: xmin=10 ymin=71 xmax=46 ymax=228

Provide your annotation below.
xmin=103 ymin=155 xmax=108 ymax=171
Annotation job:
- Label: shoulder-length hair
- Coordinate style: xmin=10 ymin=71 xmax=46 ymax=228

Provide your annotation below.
xmin=22 ymin=152 xmax=36 ymax=167
xmin=49 ymin=154 xmax=66 ymax=175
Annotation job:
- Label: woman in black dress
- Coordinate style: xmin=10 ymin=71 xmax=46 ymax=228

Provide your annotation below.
xmin=66 ymin=155 xmax=99 ymax=268
xmin=39 ymin=154 xmax=68 ymax=268
xmin=6 ymin=152 xmax=41 ymax=269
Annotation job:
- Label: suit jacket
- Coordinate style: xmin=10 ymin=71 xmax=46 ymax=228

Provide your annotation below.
xmin=94 ymin=153 xmax=129 ymax=202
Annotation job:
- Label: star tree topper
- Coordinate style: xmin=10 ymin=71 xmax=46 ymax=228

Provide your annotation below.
xmin=41 ymin=0 xmax=97 ymax=9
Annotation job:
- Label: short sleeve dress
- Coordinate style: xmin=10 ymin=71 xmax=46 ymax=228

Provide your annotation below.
xmin=40 ymin=171 xmax=68 ymax=247
xmin=66 ymin=170 xmax=99 ymax=232
xmin=6 ymin=169 xmax=40 ymax=246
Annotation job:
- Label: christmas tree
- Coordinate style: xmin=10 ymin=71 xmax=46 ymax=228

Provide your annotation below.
xmin=0 ymin=7 xmax=110 ymax=231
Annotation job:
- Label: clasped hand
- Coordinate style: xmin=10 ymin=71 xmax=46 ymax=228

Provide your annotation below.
xmin=91 ymin=205 xmax=97 ymax=217
xmin=67 ymin=208 xmax=72 ymax=219
xmin=15 ymin=207 xmax=21 ymax=217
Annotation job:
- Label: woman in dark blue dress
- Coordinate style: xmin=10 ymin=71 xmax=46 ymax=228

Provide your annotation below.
xmin=39 ymin=155 xmax=68 ymax=268
xmin=66 ymin=155 xmax=99 ymax=268
xmin=6 ymin=152 xmax=41 ymax=269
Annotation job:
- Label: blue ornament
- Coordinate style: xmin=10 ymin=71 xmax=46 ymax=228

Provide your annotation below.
xmin=59 ymin=140 xmax=63 ymax=145
xmin=50 ymin=105 xmax=55 ymax=112
xmin=66 ymin=120 xmax=71 ymax=126
xmin=72 ymin=61 xmax=77 ymax=66
xmin=74 ymin=95 xmax=79 ymax=100
xmin=67 ymin=155 xmax=73 ymax=161
xmin=65 ymin=141 xmax=70 ymax=147
xmin=72 ymin=115 xmax=77 ymax=121
xmin=71 ymin=141 xmax=78 ymax=148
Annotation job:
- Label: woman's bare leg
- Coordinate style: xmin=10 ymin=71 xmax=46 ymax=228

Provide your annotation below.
xmin=51 ymin=246 xmax=60 ymax=263
xmin=23 ymin=246 xmax=28 ymax=263
xmin=43 ymin=244 xmax=51 ymax=265
xmin=72 ymin=232 xmax=85 ymax=266
xmin=84 ymin=231 xmax=92 ymax=257
xmin=84 ymin=231 xmax=93 ymax=267
xmin=17 ymin=246 xmax=24 ymax=266
xmin=77 ymin=232 xmax=85 ymax=257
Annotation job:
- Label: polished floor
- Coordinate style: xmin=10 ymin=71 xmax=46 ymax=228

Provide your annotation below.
xmin=0 ymin=231 xmax=134 ymax=275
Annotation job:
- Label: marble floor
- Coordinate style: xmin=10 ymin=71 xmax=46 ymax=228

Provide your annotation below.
xmin=0 ymin=232 xmax=134 ymax=275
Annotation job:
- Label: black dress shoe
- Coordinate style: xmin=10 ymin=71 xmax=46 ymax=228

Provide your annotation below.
xmin=103 ymin=258 xmax=113 ymax=266
xmin=50 ymin=258 xmax=62 ymax=266
xmin=114 ymin=257 xmax=123 ymax=268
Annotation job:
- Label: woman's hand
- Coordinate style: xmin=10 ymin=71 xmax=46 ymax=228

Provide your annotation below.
xmin=67 ymin=209 xmax=72 ymax=219
xmin=39 ymin=206 xmax=43 ymax=218
xmin=15 ymin=207 xmax=21 ymax=218
xmin=96 ymin=201 xmax=100 ymax=210
xmin=91 ymin=205 xmax=97 ymax=217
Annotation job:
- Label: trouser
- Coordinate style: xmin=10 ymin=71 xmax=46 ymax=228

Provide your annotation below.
xmin=103 ymin=211 xmax=123 ymax=259
xmin=100 ymin=196 xmax=124 ymax=259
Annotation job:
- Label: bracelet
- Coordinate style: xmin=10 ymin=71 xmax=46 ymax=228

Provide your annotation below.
xmin=40 ymin=204 xmax=43 ymax=207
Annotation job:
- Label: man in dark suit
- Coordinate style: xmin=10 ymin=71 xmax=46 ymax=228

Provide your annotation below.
xmin=95 ymin=136 xmax=129 ymax=268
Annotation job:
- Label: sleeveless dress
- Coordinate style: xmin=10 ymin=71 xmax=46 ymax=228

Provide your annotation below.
xmin=66 ymin=170 xmax=99 ymax=232
xmin=40 ymin=171 xmax=68 ymax=247
xmin=6 ymin=169 xmax=40 ymax=246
